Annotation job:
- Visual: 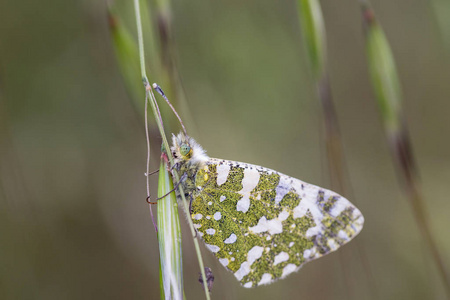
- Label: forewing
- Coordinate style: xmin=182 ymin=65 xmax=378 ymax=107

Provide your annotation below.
xmin=190 ymin=158 xmax=364 ymax=288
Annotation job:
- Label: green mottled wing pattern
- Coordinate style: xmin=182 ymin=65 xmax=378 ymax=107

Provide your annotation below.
xmin=190 ymin=158 xmax=364 ymax=288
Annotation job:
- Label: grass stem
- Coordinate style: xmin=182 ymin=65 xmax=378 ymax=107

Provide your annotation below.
xmin=133 ymin=0 xmax=211 ymax=298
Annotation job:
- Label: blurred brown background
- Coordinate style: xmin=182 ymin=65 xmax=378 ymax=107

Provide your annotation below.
xmin=1 ymin=0 xmax=450 ymax=299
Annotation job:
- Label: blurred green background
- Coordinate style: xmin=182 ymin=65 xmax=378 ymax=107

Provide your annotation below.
xmin=1 ymin=0 xmax=450 ymax=299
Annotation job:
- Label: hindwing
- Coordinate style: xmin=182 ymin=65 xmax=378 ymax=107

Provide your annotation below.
xmin=189 ymin=158 xmax=364 ymax=288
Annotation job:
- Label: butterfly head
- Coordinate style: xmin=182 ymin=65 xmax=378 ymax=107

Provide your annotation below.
xmin=171 ymin=132 xmax=209 ymax=167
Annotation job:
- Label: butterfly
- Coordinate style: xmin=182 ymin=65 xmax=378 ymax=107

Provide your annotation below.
xmin=170 ymin=132 xmax=364 ymax=288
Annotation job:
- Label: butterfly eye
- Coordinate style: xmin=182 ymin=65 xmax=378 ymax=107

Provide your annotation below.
xmin=180 ymin=144 xmax=192 ymax=159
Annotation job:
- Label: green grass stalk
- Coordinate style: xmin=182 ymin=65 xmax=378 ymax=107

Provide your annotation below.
xmin=296 ymin=0 xmax=349 ymax=195
xmin=297 ymin=0 xmax=326 ymax=81
xmin=361 ymin=4 xmax=450 ymax=297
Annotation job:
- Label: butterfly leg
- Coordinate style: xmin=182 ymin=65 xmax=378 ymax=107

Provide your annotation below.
xmin=169 ymin=162 xmax=179 ymax=172
xmin=188 ymin=193 xmax=194 ymax=215
xmin=145 ymin=169 xmax=159 ymax=176
xmin=147 ymin=172 xmax=187 ymax=203
xmin=146 ymin=196 xmax=157 ymax=205
xmin=187 ymin=194 xmax=199 ymax=238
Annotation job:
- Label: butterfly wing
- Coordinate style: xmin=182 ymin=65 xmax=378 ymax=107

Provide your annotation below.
xmin=190 ymin=158 xmax=364 ymax=288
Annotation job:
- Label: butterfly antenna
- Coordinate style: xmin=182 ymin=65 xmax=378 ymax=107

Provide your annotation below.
xmin=147 ymin=84 xmax=165 ymax=133
xmin=152 ymin=83 xmax=188 ymax=137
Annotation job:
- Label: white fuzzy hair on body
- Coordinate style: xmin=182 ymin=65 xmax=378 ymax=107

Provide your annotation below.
xmin=171 ymin=132 xmax=209 ymax=166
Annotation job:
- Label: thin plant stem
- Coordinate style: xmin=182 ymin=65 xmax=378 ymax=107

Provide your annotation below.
xmin=134 ymin=0 xmax=147 ymax=80
xmin=133 ymin=0 xmax=211 ymax=298
xmin=145 ymin=91 xmax=157 ymax=232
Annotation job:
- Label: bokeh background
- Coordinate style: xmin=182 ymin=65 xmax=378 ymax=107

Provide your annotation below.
xmin=1 ymin=0 xmax=450 ymax=299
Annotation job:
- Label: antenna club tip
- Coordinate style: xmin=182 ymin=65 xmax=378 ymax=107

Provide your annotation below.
xmin=152 ymin=83 xmax=158 ymax=89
